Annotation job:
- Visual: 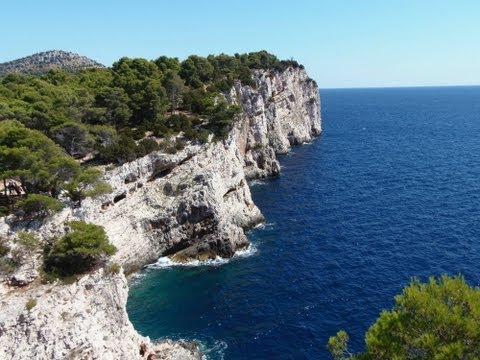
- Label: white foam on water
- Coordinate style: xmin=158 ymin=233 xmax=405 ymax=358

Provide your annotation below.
xmin=248 ymin=179 xmax=267 ymax=187
xmin=233 ymin=244 xmax=258 ymax=258
xmin=252 ymin=222 xmax=275 ymax=231
xmin=146 ymin=244 xmax=258 ymax=270
xmin=200 ymin=339 xmax=228 ymax=360
xmin=128 ymin=271 xmax=148 ymax=285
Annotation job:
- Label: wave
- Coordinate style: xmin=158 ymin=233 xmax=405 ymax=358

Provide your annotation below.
xmin=145 ymin=244 xmax=258 ymax=270
xmin=248 ymin=178 xmax=268 ymax=187
xmin=200 ymin=339 xmax=228 ymax=360
xmin=252 ymin=222 xmax=275 ymax=231
xmin=128 ymin=271 xmax=148 ymax=284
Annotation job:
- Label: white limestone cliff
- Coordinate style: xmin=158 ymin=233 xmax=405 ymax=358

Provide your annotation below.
xmin=0 ymin=66 xmax=321 ymax=359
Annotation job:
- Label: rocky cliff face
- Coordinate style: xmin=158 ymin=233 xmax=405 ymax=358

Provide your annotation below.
xmin=0 ymin=268 xmax=199 ymax=359
xmin=0 ymin=50 xmax=105 ymax=75
xmin=0 ymin=67 xmax=321 ymax=359
xmin=229 ymin=67 xmax=321 ymax=179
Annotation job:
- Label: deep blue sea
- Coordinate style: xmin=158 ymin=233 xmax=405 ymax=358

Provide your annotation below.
xmin=127 ymin=86 xmax=480 ymax=359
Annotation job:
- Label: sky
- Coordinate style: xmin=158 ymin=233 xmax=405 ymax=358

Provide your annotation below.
xmin=1 ymin=0 xmax=479 ymax=88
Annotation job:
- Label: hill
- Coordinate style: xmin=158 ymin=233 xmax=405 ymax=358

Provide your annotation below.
xmin=0 ymin=50 xmax=105 ymax=75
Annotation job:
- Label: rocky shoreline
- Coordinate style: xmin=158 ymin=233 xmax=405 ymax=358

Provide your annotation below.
xmin=0 ymin=66 xmax=321 ymax=359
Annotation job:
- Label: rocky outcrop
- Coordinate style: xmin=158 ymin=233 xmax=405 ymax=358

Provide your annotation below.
xmin=0 ymin=50 xmax=105 ymax=75
xmin=36 ymin=140 xmax=264 ymax=274
xmin=0 ymin=66 xmax=320 ymax=359
xmin=0 ymin=268 xmax=200 ymax=360
xmin=229 ymin=67 xmax=321 ymax=178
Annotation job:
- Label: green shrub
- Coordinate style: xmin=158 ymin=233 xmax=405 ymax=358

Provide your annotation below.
xmin=107 ymin=262 xmax=121 ymax=274
xmin=0 ymin=206 xmax=10 ymax=217
xmin=132 ymin=128 xmax=146 ymax=140
xmin=97 ymin=134 xmax=137 ymax=164
xmin=44 ymin=220 xmax=116 ymax=278
xmin=189 ymin=129 xmax=210 ymax=144
xmin=136 ymin=138 xmax=159 ymax=157
xmin=158 ymin=138 xmax=178 ymax=154
xmin=17 ymin=194 xmax=63 ymax=219
xmin=151 ymin=120 xmax=171 ymax=137
xmin=25 ymin=298 xmax=37 ymax=311
xmin=166 ymin=114 xmax=192 ymax=132
xmin=327 ymin=330 xmax=351 ymax=360
xmin=0 ymin=236 xmax=10 ymax=256
xmin=65 ymin=168 xmax=112 ymax=204
xmin=84 ymin=181 xmax=112 ymax=198
xmin=0 ymin=258 xmax=16 ymax=273
xmin=175 ymin=138 xmax=186 ymax=151
xmin=16 ymin=231 xmax=40 ymax=251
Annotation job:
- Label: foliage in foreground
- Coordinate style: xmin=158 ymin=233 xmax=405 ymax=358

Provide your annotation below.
xmin=328 ymin=275 xmax=480 ymax=359
xmin=43 ymin=220 xmax=116 ymax=278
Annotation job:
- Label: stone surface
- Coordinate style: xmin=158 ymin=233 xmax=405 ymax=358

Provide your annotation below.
xmin=0 ymin=66 xmax=321 ymax=359
xmin=0 ymin=268 xmax=200 ymax=360
xmin=228 ymin=67 xmax=321 ymax=178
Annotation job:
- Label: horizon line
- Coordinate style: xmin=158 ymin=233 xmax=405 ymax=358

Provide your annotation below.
xmin=321 ymin=84 xmax=480 ymax=90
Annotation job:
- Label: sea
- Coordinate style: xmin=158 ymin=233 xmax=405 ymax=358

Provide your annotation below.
xmin=127 ymin=86 xmax=480 ymax=359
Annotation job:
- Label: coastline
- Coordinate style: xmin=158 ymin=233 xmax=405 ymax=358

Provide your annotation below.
xmin=0 ymin=66 xmax=321 ymax=359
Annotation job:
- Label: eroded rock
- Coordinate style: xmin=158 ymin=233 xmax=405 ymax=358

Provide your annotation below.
xmin=0 ymin=66 xmax=321 ymax=359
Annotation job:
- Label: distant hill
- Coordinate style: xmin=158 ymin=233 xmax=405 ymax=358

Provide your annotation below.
xmin=0 ymin=50 xmax=105 ymax=75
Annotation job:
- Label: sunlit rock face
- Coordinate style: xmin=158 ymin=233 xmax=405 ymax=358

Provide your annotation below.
xmin=0 ymin=66 xmax=320 ymax=359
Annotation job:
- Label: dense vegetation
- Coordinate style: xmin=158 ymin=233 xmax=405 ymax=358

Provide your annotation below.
xmin=0 ymin=51 xmax=301 ymax=162
xmin=328 ymin=275 xmax=480 ymax=359
xmin=0 ymin=119 xmax=111 ymax=215
xmin=0 ymin=51 xmax=302 ymax=215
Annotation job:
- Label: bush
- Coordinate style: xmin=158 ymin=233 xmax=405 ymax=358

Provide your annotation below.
xmin=84 ymin=181 xmax=112 ymax=198
xmin=16 ymin=231 xmax=40 ymax=251
xmin=44 ymin=220 xmax=116 ymax=278
xmin=17 ymin=194 xmax=63 ymax=220
xmin=175 ymin=138 xmax=186 ymax=151
xmin=328 ymin=275 xmax=480 ymax=359
xmin=25 ymin=298 xmax=37 ymax=311
xmin=158 ymin=138 xmax=179 ymax=154
xmin=107 ymin=262 xmax=121 ymax=274
xmin=136 ymin=138 xmax=159 ymax=157
xmin=0 ymin=258 xmax=16 ymax=273
xmin=187 ymin=129 xmax=210 ymax=144
xmin=0 ymin=236 xmax=10 ymax=256
xmin=166 ymin=114 xmax=192 ymax=132
xmin=0 ymin=206 xmax=10 ymax=217
xmin=151 ymin=120 xmax=171 ymax=137
xmin=65 ymin=168 xmax=112 ymax=204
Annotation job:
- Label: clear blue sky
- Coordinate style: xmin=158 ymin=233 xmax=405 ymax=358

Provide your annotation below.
xmin=1 ymin=0 xmax=479 ymax=88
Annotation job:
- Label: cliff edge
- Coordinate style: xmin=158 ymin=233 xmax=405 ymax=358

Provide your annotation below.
xmin=0 ymin=66 xmax=321 ymax=359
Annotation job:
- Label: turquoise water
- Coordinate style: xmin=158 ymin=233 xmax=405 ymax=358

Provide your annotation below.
xmin=127 ymin=86 xmax=480 ymax=359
